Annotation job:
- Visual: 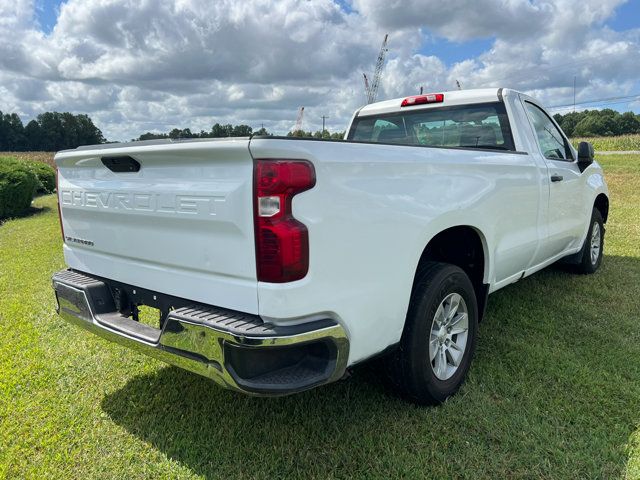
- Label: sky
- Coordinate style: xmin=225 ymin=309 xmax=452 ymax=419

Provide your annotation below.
xmin=0 ymin=0 xmax=639 ymax=141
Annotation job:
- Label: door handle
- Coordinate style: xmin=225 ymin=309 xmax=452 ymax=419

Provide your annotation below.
xmin=550 ymin=174 xmax=563 ymax=182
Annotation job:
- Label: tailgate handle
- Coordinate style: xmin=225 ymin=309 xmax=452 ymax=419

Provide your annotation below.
xmin=102 ymin=156 xmax=141 ymax=173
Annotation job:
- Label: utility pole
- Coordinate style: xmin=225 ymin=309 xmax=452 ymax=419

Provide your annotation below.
xmin=573 ymin=76 xmax=576 ymax=112
xmin=321 ymin=115 xmax=329 ymax=135
xmin=294 ymin=107 xmax=304 ymax=133
xmin=419 ymin=86 xmax=423 ymax=94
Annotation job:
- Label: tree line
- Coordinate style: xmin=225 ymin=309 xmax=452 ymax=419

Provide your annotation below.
xmin=553 ymin=109 xmax=640 ymax=137
xmin=0 ymin=111 xmax=104 ymax=151
xmin=135 ymin=123 xmax=265 ymax=141
xmin=286 ymin=129 xmax=345 ymax=139
xmin=6 ymin=107 xmax=635 ymax=152
xmin=136 ymin=124 xmax=345 ymax=141
xmin=0 ymin=111 xmax=347 ymax=151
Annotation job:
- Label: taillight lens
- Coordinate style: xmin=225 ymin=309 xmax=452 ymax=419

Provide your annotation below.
xmin=56 ymin=167 xmax=65 ymax=243
xmin=401 ymin=93 xmax=444 ymax=107
xmin=254 ymin=159 xmax=316 ymax=282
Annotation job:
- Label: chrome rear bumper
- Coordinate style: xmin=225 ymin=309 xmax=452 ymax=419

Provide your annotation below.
xmin=52 ymin=270 xmax=349 ymax=396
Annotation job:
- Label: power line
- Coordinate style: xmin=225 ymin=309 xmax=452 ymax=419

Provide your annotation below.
xmin=549 ymin=93 xmax=640 ymax=108
xmin=550 ymin=100 xmax=640 ymax=114
xmin=547 ymin=93 xmax=640 ymax=112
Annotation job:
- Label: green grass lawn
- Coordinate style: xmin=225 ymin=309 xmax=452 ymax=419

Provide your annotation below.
xmin=1 ymin=155 xmax=639 ymax=479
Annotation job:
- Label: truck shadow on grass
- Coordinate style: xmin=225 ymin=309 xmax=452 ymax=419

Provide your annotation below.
xmin=101 ymin=255 xmax=640 ymax=479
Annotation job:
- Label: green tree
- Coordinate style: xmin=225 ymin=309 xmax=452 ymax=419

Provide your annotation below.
xmin=554 ymin=111 xmax=582 ymax=137
xmin=33 ymin=112 xmax=104 ymax=150
xmin=138 ymin=132 xmax=169 ymax=141
xmin=618 ymin=112 xmax=640 ymax=134
xmin=554 ymin=109 xmax=640 ymax=137
xmin=254 ymin=127 xmax=270 ymax=136
xmin=24 ymin=120 xmax=43 ymax=150
xmin=36 ymin=112 xmax=65 ymax=151
xmin=287 ymin=129 xmax=314 ymax=138
xmin=573 ymin=114 xmax=618 ymax=137
xmin=168 ymin=128 xmax=196 ymax=139
xmin=231 ymin=125 xmax=252 ymax=137
xmin=287 ymin=129 xmax=344 ymax=139
xmin=0 ymin=112 xmax=26 ymax=150
xmin=75 ymin=114 xmax=105 ymax=145
xmin=211 ymin=123 xmax=233 ymax=137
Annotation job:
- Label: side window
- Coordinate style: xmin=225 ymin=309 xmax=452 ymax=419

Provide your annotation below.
xmin=524 ymin=102 xmax=572 ymax=161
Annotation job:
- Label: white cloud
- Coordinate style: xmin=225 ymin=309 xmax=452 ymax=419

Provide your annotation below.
xmin=352 ymin=0 xmax=554 ymax=41
xmin=363 ymin=0 xmax=640 ymax=113
xmin=0 ymin=0 xmax=637 ymax=141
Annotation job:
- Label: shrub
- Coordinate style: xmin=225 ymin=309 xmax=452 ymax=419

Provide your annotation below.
xmin=24 ymin=160 xmax=56 ymax=193
xmin=0 ymin=158 xmax=39 ymax=219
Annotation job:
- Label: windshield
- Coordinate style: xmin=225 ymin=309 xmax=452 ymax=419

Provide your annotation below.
xmin=348 ymin=102 xmax=515 ymax=151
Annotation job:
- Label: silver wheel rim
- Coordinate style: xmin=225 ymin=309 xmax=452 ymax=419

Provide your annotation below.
xmin=590 ymin=221 xmax=601 ymax=265
xmin=429 ymin=293 xmax=469 ymax=381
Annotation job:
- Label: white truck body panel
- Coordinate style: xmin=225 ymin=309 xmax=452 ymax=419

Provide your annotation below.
xmin=358 ymin=88 xmax=506 ymax=117
xmin=56 ymin=138 xmax=259 ymax=313
xmin=54 ymin=88 xmax=609 ymax=367
xmin=250 ymin=138 xmax=543 ymax=363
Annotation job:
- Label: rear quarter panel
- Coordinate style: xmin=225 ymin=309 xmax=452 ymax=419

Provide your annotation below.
xmin=249 ymin=138 xmax=541 ymax=364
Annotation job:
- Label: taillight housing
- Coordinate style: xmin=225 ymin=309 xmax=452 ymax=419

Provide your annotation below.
xmin=56 ymin=167 xmax=65 ymax=243
xmin=254 ymin=159 xmax=315 ymax=282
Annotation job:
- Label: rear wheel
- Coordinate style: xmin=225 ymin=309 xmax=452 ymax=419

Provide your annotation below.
xmin=574 ymin=208 xmax=604 ymax=274
xmin=389 ymin=262 xmax=478 ymax=405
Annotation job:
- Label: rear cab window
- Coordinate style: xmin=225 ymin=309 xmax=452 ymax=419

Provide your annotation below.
xmin=348 ymin=102 xmax=515 ymax=151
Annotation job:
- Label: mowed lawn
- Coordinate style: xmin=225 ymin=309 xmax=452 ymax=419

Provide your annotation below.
xmin=1 ymin=156 xmax=639 ymax=479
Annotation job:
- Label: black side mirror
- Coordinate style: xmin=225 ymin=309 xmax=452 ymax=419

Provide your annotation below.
xmin=577 ymin=141 xmax=594 ymax=172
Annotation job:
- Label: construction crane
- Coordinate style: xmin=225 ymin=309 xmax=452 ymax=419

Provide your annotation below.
xmin=294 ymin=107 xmax=304 ymax=133
xmin=363 ymin=34 xmax=389 ymax=104
xmin=363 ymin=73 xmax=370 ymax=102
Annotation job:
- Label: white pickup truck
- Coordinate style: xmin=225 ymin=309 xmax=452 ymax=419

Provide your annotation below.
xmin=52 ymin=88 xmax=609 ymax=405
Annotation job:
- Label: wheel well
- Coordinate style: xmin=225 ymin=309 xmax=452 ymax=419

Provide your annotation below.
xmin=594 ymin=194 xmax=609 ymax=223
xmin=413 ymin=226 xmax=489 ymax=320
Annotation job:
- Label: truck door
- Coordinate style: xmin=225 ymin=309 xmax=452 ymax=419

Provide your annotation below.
xmin=522 ymin=101 xmax=586 ymax=262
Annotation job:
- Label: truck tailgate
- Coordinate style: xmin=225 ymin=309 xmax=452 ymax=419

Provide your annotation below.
xmin=55 ymin=138 xmax=258 ymax=313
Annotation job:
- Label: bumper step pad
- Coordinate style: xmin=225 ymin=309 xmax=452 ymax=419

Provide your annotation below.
xmin=52 ymin=269 xmax=348 ymax=395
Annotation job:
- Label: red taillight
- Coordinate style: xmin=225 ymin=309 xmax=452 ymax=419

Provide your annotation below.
xmin=401 ymin=93 xmax=444 ymax=107
xmin=254 ymin=159 xmax=315 ymax=283
xmin=55 ymin=167 xmax=65 ymax=243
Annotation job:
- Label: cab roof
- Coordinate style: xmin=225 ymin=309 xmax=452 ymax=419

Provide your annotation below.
xmin=357 ymin=88 xmax=518 ymax=117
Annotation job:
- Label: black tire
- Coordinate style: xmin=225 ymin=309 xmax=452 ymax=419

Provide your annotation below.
xmin=388 ymin=262 xmax=478 ymax=405
xmin=574 ymin=208 xmax=604 ymax=274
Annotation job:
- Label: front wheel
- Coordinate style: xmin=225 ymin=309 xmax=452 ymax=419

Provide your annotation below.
xmin=574 ymin=208 xmax=604 ymax=274
xmin=388 ymin=262 xmax=478 ymax=405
